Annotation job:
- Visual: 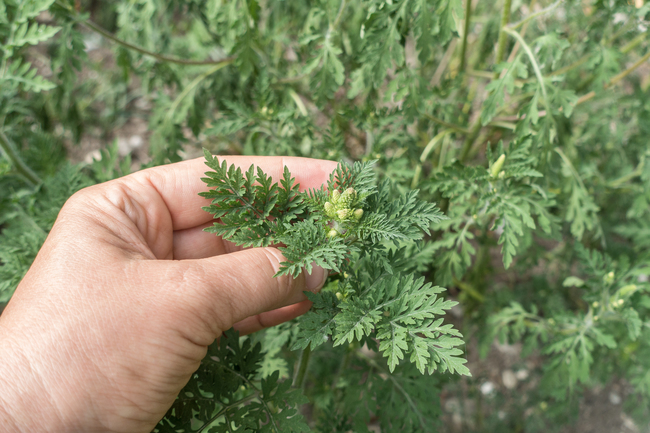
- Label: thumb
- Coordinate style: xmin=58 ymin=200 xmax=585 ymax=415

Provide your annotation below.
xmin=157 ymin=247 xmax=327 ymax=341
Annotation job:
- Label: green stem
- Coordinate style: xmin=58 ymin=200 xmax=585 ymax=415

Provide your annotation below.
xmin=459 ymin=118 xmax=482 ymax=163
xmin=292 ymin=346 xmax=312 ymax=389
xmin=574 ymin=48 xmax=650 ymax=107
xmin=502 ymin=27 xmax=549 ymax=110
xmin=355 ymin=350 xmax=428 ymax=430
xmin=49 ymin=0 xmax=236 ymax=68
xmin=81 ymin=20 xmax=235 ymax=66
xmin=494 ymin=0 xmax=513 ymax=66
xmin=196 ymin=393 xmax=259 ymax=433
xmin=0 ymin=130 xmax=41 ymax=186
xmin=165 ymin=61 xmax=234 ymax=122
xmin=620 ymin=31 xmax=647 ymax=54
xmin=423 ymin=113 xmax=469 ymax=134
xmin=412 ymin=129 xmax=454 ymax=188
xmin=459 ymin=0 xmax=473 ymax=72
xmin=606 ymin=49 xmax=650 ymax=88
xmin=323 ymin=0 xmax=348 ymax=44
xmin=508 ymin=0 xmax=562 ymax=30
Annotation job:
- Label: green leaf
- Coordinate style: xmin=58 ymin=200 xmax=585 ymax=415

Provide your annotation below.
xmin=10 ymin=22 xmax=61 ymax=47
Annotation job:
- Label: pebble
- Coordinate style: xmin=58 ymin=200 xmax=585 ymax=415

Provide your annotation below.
xmin=502 ymin=370 xmax=517 ymax=389
xmin=609 ymin=392 xmax=622 ymax=405
xmin=480 ymin=381 xmax=495 ymax=395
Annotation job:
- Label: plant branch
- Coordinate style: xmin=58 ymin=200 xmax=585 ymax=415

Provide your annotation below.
xmin=494 ymin=0 xmax=513 ymax=66
xmin=503 ymin=27 xmax=551 ymax=114
xmin=326 ymin=0 xmax=347 ymax=41
xmin=0 ymin=130 xmax=41 ymax=186
xmin=574 ymin=49 xmax=650 ymax=107
xmin=68 ymin=11 xmax=235 ymax=66
xmin=606 ymin=49 xmax=650 ymax=88
xmin=292 ymin=345 xmax=312 ymax=389
xmin=459 ymin=0 xmax=473 ymax=72
xmin=196 ymin=393 xmax=259 ymax=433
xmin=459 ymin=118 xmax=482 ymax=163
xmin=508 ymin=0 xmax=563 ymax=30
xmin=165 ymin=61 xmax=234 ymax=123
xmin=422 ymin=113 xmax=469 ymax=134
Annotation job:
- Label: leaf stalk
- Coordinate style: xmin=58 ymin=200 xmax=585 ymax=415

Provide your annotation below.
xmin=0 ymin=130 xmax=42 ymax=186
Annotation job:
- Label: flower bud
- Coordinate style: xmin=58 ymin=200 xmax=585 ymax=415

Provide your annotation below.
xmin=331 ymin=189 xmax=341 ymax=203
xmin=339 ymin=187 xmax=356 ymax=207
xmin=490 ymin=154 xmax=506 ymax=178
xmin=328 ymin=229 xmax=338 ymax=238
xmin=337 ymin=209 xmax=351 ymax=220
xmin=353 ymin=208 xmax=363 ymax=220
xmin=324 ymin=201 xmax=334 ymax=216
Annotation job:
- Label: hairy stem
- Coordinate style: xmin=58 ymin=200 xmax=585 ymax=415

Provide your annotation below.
xmin=0 ymin=130 xmax=41 ymax=186
xmin=292 ymin=346 xmax=312 ymax=389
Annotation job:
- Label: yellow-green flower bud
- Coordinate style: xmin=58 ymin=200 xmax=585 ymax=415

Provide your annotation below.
xmin=339 ymin=187 xmax=356 ymax=208
xmin=324 ymin=201 xmax=334 ymax=217
xmin=336 ymin=292 xmax=343 ymax=300
xmin=353 ymin=208 xmax=363 ymax=220
xmin=337 ymin=209 xmax=351 ymax=220
xmin=331 ymin=189 xmax=341 ymax=203
xmin=490 ymin=154 xmax=506 ymax=178
xmin=328 ymin=229 xmax=338 ymax=238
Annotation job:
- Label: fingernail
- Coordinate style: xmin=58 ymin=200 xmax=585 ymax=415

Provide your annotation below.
xmin=305 ymin=264 xmax=327 ymax=292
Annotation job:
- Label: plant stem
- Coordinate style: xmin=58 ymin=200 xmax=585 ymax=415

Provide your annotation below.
xmin=459 ymin=0 xmax=473 ymax=72
xmin=423 ymin=113 xmax=469 ymax=134
xmin=459 ymin=118 xmax=482 ymax=163
xmin=494 ymin=0 xmax=513 ymax=66
xmin=196 ymin=393 xmax=259 ymax=433
xmin=508 ymin=0 xmax=562 ymax=30
xmin=165 ymin=61 xmax=234 ymax=123
xmin=79 ymin=18 xmax=235 ymax=66
xmin=606 ymin=50 xmax=650 ymax=88
xmin=292 ymin=346 xmax=312 ymax=389
xmin=619 ymin=30 xmax=646 ymax=54
xmin=502 ymin=27 xmax=549 ymax=106
xmin=574 ymin=49 xmax=650 ymax=107
xmin=0 ymin=130 xmax=41 ymax=186
xmin=326 ymin=0 xmax=347 ymax=41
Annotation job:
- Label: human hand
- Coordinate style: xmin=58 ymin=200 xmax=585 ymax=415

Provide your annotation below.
xmin=0 ymin=156 xmax=337 ymax=433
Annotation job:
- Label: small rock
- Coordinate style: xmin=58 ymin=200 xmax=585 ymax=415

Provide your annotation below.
xmin=609 ymin=392 xmax=622 ymax=405
xmin=480 ymin=381 xmax=495 ymax=396
xmin=502 ymin=370 xmax=517 ymax=390
xmin=515 ymin=369 xmax=529 ymax=380
xmin=129 ymin=135 xmax=143 ymax=149
xmin=84 ymin=149 xmax=102 ymax=164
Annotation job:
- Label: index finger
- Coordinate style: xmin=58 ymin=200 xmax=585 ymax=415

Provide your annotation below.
xmin=139 ymin=155 xmax=338 ymax=231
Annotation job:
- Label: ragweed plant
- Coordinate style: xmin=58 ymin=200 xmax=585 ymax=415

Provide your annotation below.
xmin=3 ymin=0 xmax=650 ymax=430
xmin=157 ymin=153 xmax=469 ymax=432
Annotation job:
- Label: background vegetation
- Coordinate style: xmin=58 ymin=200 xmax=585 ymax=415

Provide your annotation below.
xmin=1 ymin=0 xmax=650 ymax=431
